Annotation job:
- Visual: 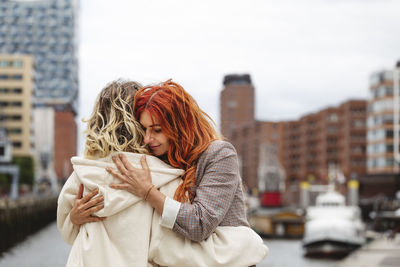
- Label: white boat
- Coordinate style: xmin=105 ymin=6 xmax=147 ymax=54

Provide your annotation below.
xmin=302 ymin=190 xmax=365 ymax=257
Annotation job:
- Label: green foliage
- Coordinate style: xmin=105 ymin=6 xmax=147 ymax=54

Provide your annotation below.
xmin=12 ymin=156 xmax=34 ymax=185
xmin=0 ymin=173 xmax=10 ymax=194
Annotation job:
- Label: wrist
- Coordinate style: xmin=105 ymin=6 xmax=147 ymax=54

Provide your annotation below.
xmin=144 ymin=184 xmax=155 ymax=200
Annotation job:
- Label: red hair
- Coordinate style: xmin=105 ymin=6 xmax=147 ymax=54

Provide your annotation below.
xmin=134 ymin=80 xmax=220 ymax=203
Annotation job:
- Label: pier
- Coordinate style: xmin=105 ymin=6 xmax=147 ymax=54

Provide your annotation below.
xmin=0 ymin=196 xmax=57 ymax=254
xmin=337 ymin=234 xmax=400 ymax=267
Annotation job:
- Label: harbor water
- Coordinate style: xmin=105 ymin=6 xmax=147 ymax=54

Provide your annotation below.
xmin=0 ymin=222 xmax=340 ymax=267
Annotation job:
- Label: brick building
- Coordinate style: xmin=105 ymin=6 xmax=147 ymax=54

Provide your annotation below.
xmin=220 ymin=74 xmax=367 ymax=204
xmin=54 ymin=109 xmax=77 ymax=181
xmin=220 ymin=74 xmax=254 ymax=140
xmin=281 ymin=100 xmax=367 ymax=183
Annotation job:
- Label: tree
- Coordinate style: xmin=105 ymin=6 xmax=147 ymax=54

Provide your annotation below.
xmin=12 ymin=156 xmax=34 ymax=185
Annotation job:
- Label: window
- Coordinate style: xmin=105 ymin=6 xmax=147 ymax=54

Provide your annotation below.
xmin=13 ymin=60 xmax=23 ymax=68
xmin=352 ymin=120 xmax=365 ymax=128
xmin=12 ymin=88 xmax=22 ymax=94
xmin=0 ymin=88 xmax=8 ymax=93
xmin=12 ymin=142 xmax=22 ymax=148
xmin=0 ymin=74 xmax=8 ymax=80
xmin=327 ymin=126 xmax=338 ymax=133
xmin=10 ymin=115 xmax=22 ymax=121
xmin=0 ymin=60 xmax=9 ymax=67
xmin=327 ymin=114 xmax=338 ymax=122
xmin=12 ymin=74 xmax=22 ymax=80
xmin=8 ymin=128 xmax=22 ymax=134
xmin=10 ymin=101 xmax=22 ymax=107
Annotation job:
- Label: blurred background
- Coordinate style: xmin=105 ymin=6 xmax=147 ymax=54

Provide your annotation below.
xmin=0 ymin=0 xmax=400 ymax=266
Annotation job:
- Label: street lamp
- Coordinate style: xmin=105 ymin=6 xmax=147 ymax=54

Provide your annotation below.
xmin=393 ymin=61 xmax=400 ymax=172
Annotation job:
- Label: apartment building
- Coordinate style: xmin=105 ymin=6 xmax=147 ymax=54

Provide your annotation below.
xmin=0 ymin=54 xmax=34 ymax=157
xmin=282 ymin=100 xmax=367 ymax=183
xmin=367 ymin=69 xmax=400 ymax=174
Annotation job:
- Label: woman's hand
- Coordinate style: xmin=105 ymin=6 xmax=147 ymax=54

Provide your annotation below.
xmin=70 ymin=184 xmax=106 ymax=227
xmin=107 ymin=154 xmax=153 ymax=199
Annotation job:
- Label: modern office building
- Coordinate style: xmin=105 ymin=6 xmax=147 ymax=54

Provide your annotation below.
xmin=0 ymin=0 xmax=79 ymax=112
xmin=0 ymin=54 xmax=34 ymax=157
xmin=0 ymin=0 xmax=79 ymax=182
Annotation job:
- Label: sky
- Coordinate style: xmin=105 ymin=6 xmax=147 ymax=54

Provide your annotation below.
xmin=78 ymin=0 xmax=400 ymax=154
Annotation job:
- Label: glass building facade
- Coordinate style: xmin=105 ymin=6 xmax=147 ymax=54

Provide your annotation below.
xmin=0 ymin=0 xmax=79 ymax=113
xmin=367 ymin=70 xmax=400 ymax=173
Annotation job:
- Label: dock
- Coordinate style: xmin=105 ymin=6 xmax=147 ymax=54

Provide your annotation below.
xmin=337 ymin=234 xmax=400 ymax=267
xmin=248 ymin=208 xmax=304 ymax=238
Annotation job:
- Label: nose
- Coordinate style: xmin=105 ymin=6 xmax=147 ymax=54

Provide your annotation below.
xmin=144 ymin=130 xmax=152 ymax=144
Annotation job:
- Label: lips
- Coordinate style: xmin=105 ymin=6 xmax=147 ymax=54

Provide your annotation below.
xmin=149 ymin=145 xmax=160 ymax=150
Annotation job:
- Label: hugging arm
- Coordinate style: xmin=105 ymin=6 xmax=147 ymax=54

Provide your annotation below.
xmin=172 ymin=143 xmax=241 ymax=242
xmin=57 ymin=172 xmax=105 ymax=245
xmin=57 ymin=172 xmax=81 ymax=245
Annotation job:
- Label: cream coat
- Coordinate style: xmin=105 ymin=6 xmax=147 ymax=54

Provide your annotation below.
xmin=57 ymin=152 xmax=268 ymax=267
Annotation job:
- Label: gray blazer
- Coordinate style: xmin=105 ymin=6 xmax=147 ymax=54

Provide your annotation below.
xmin=173 ymin=140 xmax=249 ymax=242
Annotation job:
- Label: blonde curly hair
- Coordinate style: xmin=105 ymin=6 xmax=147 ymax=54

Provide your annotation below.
xmin=83 ymin=80 xmax=148 ymax=159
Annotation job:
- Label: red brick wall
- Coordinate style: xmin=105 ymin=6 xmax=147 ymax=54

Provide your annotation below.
xmin=54 ymin=111 xmax=77 ymax=181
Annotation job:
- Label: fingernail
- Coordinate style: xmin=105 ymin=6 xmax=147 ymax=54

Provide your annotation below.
xmin=119 ymin=154 xmax=123 ymax=158
xmin=112 ymin=156 xmax=116 ymax=160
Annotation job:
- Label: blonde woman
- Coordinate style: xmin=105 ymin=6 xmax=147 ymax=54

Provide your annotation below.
xmin=57 ymin=80 xmax=267 ymax=267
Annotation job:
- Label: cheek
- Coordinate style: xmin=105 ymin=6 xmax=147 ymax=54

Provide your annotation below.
xmin=161 ymin=135 xmax=170 ymax=147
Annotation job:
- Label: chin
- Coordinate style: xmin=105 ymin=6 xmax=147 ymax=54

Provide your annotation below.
xmin=152 ymin=150 xmax=164 ymax=157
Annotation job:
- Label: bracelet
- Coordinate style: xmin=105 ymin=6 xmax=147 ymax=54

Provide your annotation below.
xmin=144 ymin=185 xmax=155 ymax=201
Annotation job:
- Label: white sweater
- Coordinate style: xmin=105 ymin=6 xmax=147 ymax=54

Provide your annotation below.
xmin=57 ymin=152 xmax=268 ymax=267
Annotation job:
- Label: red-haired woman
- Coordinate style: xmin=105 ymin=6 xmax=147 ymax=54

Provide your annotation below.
xmin=107 ymin=80 xmax=249 ymax=242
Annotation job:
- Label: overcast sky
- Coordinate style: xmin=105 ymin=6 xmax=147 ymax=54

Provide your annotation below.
xmin=78 ymin=0 xmax=400 ymax=153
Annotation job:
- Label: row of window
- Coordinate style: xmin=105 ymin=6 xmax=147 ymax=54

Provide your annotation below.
xmin=0 ymin=114 xmax=22 ymax=121
xmin=326 ymin=114 xmax=338 ymax=122
xmin=369 ymin=99 xmax=400 ymax=113
xmin=288 ymin=160 xmax=366 ymax=172
xmin=367 ymin=143 xmax=400 ymax=154
xmin=370 ymin=71 xmax=393 ymax=87
xmin=0 ymin=88 xmax=23 ymax=94
xmin=372 ymin=86 xmax=393 ymax=98
xmin=367 ymin=114 xmax=394 ymax=127
xmin=0 ymin=74 xmax=23 ymax=80
xmin=367 ymin=129 xmax=396 ymax=141
xmin=350 ymin=108 xmax=365 ymax=115
xmin=0 ymin=101 xmax=22 ymax=107
xmin=367 ymin=157 xmax=394 ymax=168
xmin=352 ymin=119 xmax=365 ymax=128
xmin=5 ymin=128 xmax=22 ymax=134
xmin=0 ymin=60 xmax=23 ymax=68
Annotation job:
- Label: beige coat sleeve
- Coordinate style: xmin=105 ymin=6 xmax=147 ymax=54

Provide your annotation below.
xmin=57 ymin=171 xmax=80 ymax=245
